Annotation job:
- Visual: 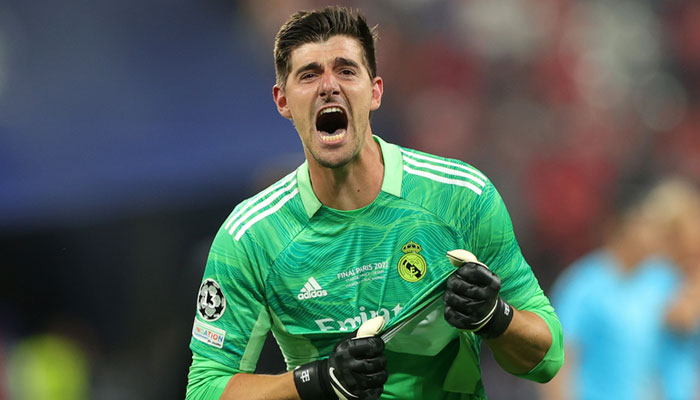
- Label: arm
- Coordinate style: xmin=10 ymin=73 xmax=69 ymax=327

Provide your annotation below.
xmin=444 ymin=250 xmax=564 ymax=381
xmin=222 ymin=317 xmax=386 ymax=400
xmin=220 ymin=372 xmax=299 ymax=400
xmin=186 ymin=355 xmax=299 ymax=400
xmin=186 ymin=225 xmax=286 ymax=400
xmin=484 ymin=307 xmax=551 ymax=374
xmin=538 ymin=345 xmax=576 ymax=400
xmin=187 ymin=319 xmax=388 ymax=400
xmin=452 ymin=179 xmax=564 ymax=380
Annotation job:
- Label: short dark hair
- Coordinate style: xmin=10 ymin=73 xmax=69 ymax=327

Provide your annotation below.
xmin=274 ymin=6 xmax=378 ymax=88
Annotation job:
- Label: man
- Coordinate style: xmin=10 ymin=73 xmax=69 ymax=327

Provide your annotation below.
xmin=541 ymin=178 xmax=700 ymax=400
xmin=653 ymin=179 xmax=700 ymax=400
xmin=186 ymin=6 xmax=563 ymax=400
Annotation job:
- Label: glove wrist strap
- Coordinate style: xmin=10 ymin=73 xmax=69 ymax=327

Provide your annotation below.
xmin=294 ymin=359 xmax=336 ymax=400
xmin=475 ymin=297 xmax=513 ymax=339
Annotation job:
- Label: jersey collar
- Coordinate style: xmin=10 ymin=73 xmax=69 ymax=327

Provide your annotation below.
xmin=296 ymin=135 xmax=403 ymax=219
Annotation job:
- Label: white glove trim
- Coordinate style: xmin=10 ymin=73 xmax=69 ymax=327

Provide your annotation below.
xmin=329 ymin=367 xmax=358 ymax=400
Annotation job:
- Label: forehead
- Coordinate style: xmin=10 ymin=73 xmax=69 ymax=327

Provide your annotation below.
xmin=289 ymin=35 xmax=365 ymax=70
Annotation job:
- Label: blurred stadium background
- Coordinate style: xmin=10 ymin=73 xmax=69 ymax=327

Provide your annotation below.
xmin=1 ymin=0 xmax=698 ymax=398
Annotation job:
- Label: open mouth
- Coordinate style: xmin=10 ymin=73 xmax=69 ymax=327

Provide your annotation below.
xmin=316 ymin=106 xmax=348 ymax=142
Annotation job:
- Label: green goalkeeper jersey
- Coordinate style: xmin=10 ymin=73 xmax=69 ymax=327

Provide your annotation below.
xmin=186 ymin=136 xmax=563 ymax=400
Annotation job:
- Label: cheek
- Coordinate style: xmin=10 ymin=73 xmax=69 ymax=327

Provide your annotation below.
xmin=287 ymin=103 xmax=310 ymax=125
xmin=285 ymin=89 xmax=315 ymax=116
xmin=352 ymin=92 xmax=375 ymax=116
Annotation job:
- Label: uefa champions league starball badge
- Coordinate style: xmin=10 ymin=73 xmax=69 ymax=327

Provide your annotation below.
xmin=197 ymin=278 xmax=227 ymax=321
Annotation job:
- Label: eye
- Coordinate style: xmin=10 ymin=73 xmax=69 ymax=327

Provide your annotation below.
xmin=340 ymin=69 xmax=355 ymax=76
xmin=300 ymin=72 xmax=316 ymax=80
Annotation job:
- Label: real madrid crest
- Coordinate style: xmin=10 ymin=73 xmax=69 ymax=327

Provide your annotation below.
xmin=398 ymin=241 xmax=427 ymax=282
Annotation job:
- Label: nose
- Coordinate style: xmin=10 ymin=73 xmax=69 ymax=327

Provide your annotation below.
xmin=319 ymin=70 xmax=340 ymax=98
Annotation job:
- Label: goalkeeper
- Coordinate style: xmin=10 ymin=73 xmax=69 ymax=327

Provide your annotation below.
xmin=186 ymin=6 xmax=563 ymax=400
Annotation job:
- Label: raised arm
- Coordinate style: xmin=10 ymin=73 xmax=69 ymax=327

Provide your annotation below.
xmin=444 ymin=250 xmax=559 ymax=378
xmin=220 ymin=372 xmax=299 ymax=400
xmin=187 ymin=318 xmax=387 ymax=400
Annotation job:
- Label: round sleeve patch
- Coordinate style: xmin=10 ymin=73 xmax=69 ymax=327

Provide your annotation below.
xmin=197 ymin=278 xmax=227 ymax=322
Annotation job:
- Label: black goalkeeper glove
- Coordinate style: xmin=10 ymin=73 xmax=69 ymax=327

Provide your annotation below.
xmin=443 ymin=249 xmax=514 ymax=339
xmin=293 ymin=317 xmax=388 ymax=400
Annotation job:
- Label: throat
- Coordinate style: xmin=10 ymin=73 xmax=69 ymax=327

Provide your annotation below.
xmin=320 ymin=184 xmax=378 ymax=211
xmin=309 ymin=156 xmax=384 ymax=211
xmin=307 ymin=135 xmax=385 ymax=210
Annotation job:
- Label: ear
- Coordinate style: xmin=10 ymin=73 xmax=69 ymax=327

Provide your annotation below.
xmin=370 ymin=76 xmax=383 ymax=111
xmin=273 ymin=84 xmax=292 ymax=119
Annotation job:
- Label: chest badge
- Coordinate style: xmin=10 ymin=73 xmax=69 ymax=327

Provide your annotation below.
xmin=397 ymin=241 xmax=427 ymax=282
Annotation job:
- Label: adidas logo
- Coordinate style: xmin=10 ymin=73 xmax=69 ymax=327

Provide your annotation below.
xmin=298 ymin=277 xmax=328 ymax=300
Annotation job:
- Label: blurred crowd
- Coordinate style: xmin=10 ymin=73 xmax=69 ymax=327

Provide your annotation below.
xmin=240 ymin=0 xmax=700 ymax=277
xmin=2 ymin=0 xmax=700 ymax=399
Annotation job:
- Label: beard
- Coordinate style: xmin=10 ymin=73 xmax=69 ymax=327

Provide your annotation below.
xmin=309 ymin=142 xmax=359 ymax=169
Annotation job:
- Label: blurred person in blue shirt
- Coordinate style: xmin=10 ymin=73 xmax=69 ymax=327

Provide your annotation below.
xmin=650 ymin=179 xmax=700 ymax=400
xmin=541 ymin=177 xmax=700 ymax=400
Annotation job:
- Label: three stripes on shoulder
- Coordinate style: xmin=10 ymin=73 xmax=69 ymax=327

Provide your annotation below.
xmin=224 ymin=150 xmax=487 ymax=241
xmin=400 ymin=149 xmax=487 ymax=196
xmin=224 ymin=171 xmax=298 ymax=241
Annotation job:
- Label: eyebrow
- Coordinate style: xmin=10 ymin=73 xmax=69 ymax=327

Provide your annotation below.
xmin=293 ymin=57 xmax=362 ymax=77
xmin=294 ymin=61 xmax=322 ymax=77
xmin=334 ymin=57 xmax=361 ymax=70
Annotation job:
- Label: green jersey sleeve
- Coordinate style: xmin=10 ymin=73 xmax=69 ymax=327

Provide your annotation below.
xmin=398 ymin=145 xmax=563 ymax=387
xmin=467 ymin=180 xmax=536 ymax=302
xmin=188 ymin=211 xmax=273 ymax=374
xmin=467 ymin=179 xmax=564 ymax=382
xmin=185 ymin=353 xmax=238 ymax=400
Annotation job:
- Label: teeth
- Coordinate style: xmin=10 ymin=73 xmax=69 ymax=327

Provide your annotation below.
xmin=320 ymin=131 xmax=345 ymax=142
xmin=320 ymin=107 xmax=344 ymax=115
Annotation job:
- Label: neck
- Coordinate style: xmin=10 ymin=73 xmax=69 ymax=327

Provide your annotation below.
xmin=307 ymin=137 xmax=384 ymax=210
xmin=606 ymin=238 xmax=646 ymax=273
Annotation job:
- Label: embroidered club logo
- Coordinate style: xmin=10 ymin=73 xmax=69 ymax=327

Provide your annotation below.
xmin=197 ymin=278 xmax=226 ymax=321
xmin=397 ymin=241 xmax=427 ymax=282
